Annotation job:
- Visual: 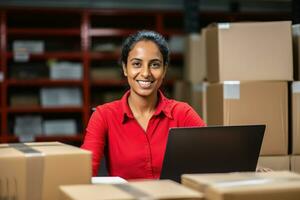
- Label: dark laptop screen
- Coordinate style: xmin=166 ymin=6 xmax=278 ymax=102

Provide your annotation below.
xmin=160 ymin=125 xmax=265 ymax=182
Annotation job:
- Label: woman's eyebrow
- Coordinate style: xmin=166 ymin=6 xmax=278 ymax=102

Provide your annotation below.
xmin=129 ymin=58 xmax=142 ymax=62
xmin=150 ymin=59 xmax=162 ymax=63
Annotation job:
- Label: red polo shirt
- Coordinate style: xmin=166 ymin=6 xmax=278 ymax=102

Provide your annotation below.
xmin=81 ymin=90 xmax=206 ymax=179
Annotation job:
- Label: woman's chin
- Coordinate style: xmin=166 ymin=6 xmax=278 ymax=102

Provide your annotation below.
xmin=134 ymin=88 xmax=156 ymax=97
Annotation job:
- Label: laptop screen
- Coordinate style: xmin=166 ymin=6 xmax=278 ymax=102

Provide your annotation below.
xmin=160 ymin=125 xmax=265 ymax=182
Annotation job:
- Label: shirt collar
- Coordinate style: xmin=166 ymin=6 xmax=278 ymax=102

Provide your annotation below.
xmin=120 ymin=90 xmax=173 ymax=123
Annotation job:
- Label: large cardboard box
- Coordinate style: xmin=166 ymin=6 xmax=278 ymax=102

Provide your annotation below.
xmin=291 ymin=156 xmax=300 ymax=174
xmin=0 ymin=142 xmax=91 ymax=200
xmin=59 ymin=180 xmax=204 ymax=200
xmin=206 ymin=21 xmax=293 ymax=82
xmin=258 ymin=156 xmax=290 ymax=171
xmin=292 ymin=82 xmax=300 ymax=154
xmin=182 ymin=171 xmax=300 ymax=200
xmin=207 ymin=81 xmax=288 ymax=155
xmin=184 ymin=30 xmax=207 ymax=83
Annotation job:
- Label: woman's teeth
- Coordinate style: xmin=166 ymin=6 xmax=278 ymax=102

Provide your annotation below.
xmin=138 ymin=80 xmax=152 ymax=88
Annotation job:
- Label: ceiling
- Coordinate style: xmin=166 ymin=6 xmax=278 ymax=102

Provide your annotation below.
xmin=0 ymin=0 xmax=292 ymax=12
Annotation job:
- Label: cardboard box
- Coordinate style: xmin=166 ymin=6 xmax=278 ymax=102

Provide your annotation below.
xmin=173 ymin=80 xmax=192 ymax=103
xmin=206 ymin=21 xmax=293 ymax=82
xmin=14 ymin=115 xmax=43 ymax=142
xmin=191 ymin=82 xmax=208 ymax=123
xmin=292 ymin=24 xmax=300 ymax=80
xmin=59 ymin=180 xmax=204 ymax=200
xmin=49 ymin=61 xmax=83 ymax=80
xmin=10 ymin=93 xmax=39 ymax=107
xmin=258 ymin=156 xmax=290 ymax=171
xmin=184 ymin=31 xmax=207 ymax=83
xmin=182 ymin=171 xmax=300 ymax=200
xmin=40 ymin=87 xmax=82 ymax=107
xmin=207 ymin=81 xmax=288 ymax=155
xmin=292 ymin=82 xmax=300 ymax=154
xmin=0 ymin=142 xmax=91 ymax=200
xmin=13 ymin=40 xmax=44 ymax=54
xmin=291 ymin=155 xmax=300 ymax=173
xmin=90 ymin=67 xmax=122 ymax=81
xmin=43 ymin=119 xmax=77 ymax=136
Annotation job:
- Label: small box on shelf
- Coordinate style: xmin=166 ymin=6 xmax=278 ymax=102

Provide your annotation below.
xmin=14 ymin=115 xmax=42 ymax=142
xmin=49 ymin=61 xmax=83 ymax=80
xmin=40 ymin=87 xmax=82 ymax=107
xmin=43 ymin=119 xmax=77 ymax=136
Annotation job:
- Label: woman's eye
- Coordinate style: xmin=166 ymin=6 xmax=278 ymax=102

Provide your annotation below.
xmin=132 ymin=62 xmax=141 ymax=67
xmin=150 ymin=62 xmax=161 ymax=68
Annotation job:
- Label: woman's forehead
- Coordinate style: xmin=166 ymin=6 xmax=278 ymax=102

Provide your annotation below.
xmin=128 ymin=40 xmax=163 ymax=59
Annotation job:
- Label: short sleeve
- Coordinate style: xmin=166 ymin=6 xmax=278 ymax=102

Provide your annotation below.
xmin=81 ymin=106 xmax=108 ymax=176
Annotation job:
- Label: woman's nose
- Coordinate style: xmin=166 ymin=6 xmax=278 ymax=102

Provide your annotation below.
xmin=141 ymin=65 xmax=150 ymax=78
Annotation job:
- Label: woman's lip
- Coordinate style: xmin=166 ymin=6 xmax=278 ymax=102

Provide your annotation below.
xmin=137 ymin=80 xmax=153 ymax=88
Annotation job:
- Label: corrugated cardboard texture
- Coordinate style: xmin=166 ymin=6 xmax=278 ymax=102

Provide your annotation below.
xmin=292 ymin=82 xmax=300 ymax=154
xmin=182 ymin=171 xmax=300 ymax=200
xmin=258 ymin=156 xmax=290 ymax=171
xmin=207 ymin=81 xmax=288 ymax=155
xmin=207 ymin=21 xmax=293 ymax=82
xmin=0 ymin=142 xmax=91 ymax=200
xmin=184 ymin=30 xmax=207 ymax=83
xmin=59 ymin=180 xmax=204 ymax=200
xmin=291 ymin=156 xmax=300 ymax=174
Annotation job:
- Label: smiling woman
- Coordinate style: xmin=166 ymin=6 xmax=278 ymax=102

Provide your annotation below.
xmin=81 ymin=30 xmax=206 ymax=180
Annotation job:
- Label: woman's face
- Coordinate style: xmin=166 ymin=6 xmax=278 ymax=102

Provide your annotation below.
xmin=123 ymin=40 xmax=166 ymax=98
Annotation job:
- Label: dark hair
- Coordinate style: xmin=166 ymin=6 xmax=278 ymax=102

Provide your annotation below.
xmin=120 ymin=30 xmax=169 ymax=66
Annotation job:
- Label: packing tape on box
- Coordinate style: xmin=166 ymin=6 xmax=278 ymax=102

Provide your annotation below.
xmin=293 ymin=24 xmax=300 ymax=36
xmin=207 ymin=176 xmax=300 ymax=188
xmin=9 ymin=143 xmax=44 ymax=200
xmin=114 ymin=183 xmax=155 ymax=200
xmin=223 ymin=81 xmax=240 ymax=99
xmin=192 ymin=82 xmax=208 ymax=93
xmin=213 ymin=178 xmax=274 ymax=188
xmin=218 ymin=23 xmax=230 ymax=29
xmin=292 ymin=82 xmax=300 ymax=93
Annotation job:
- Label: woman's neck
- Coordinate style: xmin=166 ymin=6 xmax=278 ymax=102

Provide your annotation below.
xmin=128 ymin=90 xmax=158 ymax=117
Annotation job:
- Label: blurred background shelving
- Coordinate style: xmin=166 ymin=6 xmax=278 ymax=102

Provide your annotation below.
xmin=0 ymin=0 xmax=294 ymax=145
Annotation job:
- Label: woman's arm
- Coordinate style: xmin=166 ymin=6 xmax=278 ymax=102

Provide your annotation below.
xmin=81 ymin=107 xmax=108 ymax=176
xmin=180 ymin=103 xmax=206 ymax=127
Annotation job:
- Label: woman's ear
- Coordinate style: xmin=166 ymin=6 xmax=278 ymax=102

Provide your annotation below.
xmin=122 ymin=63 xmax=127 ymax=77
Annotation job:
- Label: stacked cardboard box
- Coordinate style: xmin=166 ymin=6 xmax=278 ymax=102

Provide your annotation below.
xmin=59 ymin=180 xmax=203 ymax=200
xmin=258 ymin=156 xmax=290 ymax=171
xmin=181 ymin=29 xmax=207 ymax=120
xmin=205 ymin=21 xmax=293 ymax=159
xmin=182 ymin=171 xmax=300 ymax=200
xmin=290 ymin=79 xmax=300 ymax=173
xmin=292 ymin=25 xmax=300 ymax=81
xmin=0 ymin=142 xmax=91 ymax=200
xmin=291 ymin=24 xmax=300 ymax=173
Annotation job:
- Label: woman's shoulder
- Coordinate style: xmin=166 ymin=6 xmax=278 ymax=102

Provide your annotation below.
xmin=166 ymin=98 xmax=193 ymax=112
xmin=94 ymin=99 xmax=122 ymax=114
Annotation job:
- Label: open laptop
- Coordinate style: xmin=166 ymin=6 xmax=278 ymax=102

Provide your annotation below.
xmin=160 ymin=124 xmax=266 ymax=182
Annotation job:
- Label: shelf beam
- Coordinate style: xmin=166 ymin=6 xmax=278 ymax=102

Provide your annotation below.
xmin=8 ymin=28 xmax=81 ymax=36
